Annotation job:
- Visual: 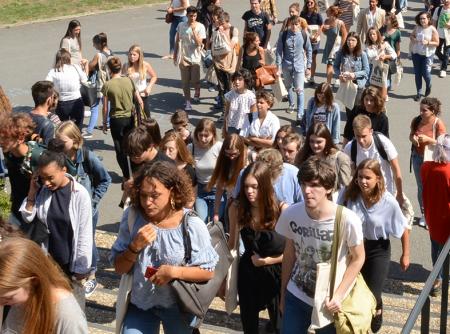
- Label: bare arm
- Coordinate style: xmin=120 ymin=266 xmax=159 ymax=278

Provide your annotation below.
xmin=400 ymin=229 xmax=410 ymax=271
xmin=213 ymin=184 xmax=225 ymax=222
xmin=258 ymin=47 xmax=266 ymax=66
xmin=326 ymin=242 xmax=365 ymax=312
xmin=227 ymin=201 xmax=240 ymax=250
xmin=144 ymin=62 xmax=158 ymax=96
xmin=150 ymin=265 xmax=214 ymax=285
xmin=246 ymin=136 xmax=274 ymax=148
xmin=88 ymin=53 xmax=100 ymax=72
xmin=389 ymin=158 xmax=404 ymax=206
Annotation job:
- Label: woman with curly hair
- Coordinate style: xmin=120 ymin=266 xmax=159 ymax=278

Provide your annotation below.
xmin=111 ymin=161 xmax=218 ymax=333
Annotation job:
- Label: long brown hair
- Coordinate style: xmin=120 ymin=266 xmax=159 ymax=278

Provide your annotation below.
xmin=342 ymin=32 xmax=363 ymax=57
xmin=54 ymin=48 xmax=72 ymax=71
xmin=314 ymin=82 xmax=334 ymax=111
xmin=160 ymin=131 xmax=195 ymax=165
xmin=295 ymin=123 xmax=337 ymax=166
xmin=0 ymin=237 xmax=72 ymax=334
xmin=194 ymin=118 xmax=217 ymax=148
xmin=344 ymin=159 xmax=385 ymax=204
xmin=237 ymin=162 xmax=280 ymax=230
xmin=207 ymin=133 xmax=247 ymax=190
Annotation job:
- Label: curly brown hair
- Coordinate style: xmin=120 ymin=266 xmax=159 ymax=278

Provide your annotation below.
xmin=129 ymin=161 xmax=194 ymax=212
xmin=0 ymin=112 xmax=35 ymax=141
xmin=0 ymin=86 xmax=12 ymax=114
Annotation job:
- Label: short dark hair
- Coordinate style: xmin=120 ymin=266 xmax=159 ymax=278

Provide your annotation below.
xmin=124 ymin=123 xmax=157 ymax=157
xmin=31 ymin=81 xmax=55 ymax=107
xmin=92 ymin=32 xmax=108 ymax=48
xmin=231 ymin=69 xmax=253 ymax=90
xmin=256 ymin=90 xmax=275 ymax=108
xmin=38 ymin=150 xmax=66 ymax=169
xmin=298 ymin=156 xmax=336 ymax=194
xmin=107 ymin=56 xmax=122 ymax=74
xmin=186 ymin=5 xmax=198 ymax=14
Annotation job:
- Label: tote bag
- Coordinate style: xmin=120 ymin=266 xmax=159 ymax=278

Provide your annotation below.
xmin=212 ymin=31 xmax=232 ymax=56
xmin=391 ymin=60 xmax=403 ymax=90
xmin=369 ymin=60 xmax=389 ymax=88
xmin=271 ymin=78 xmax=288 ymax=102
xmin=329 ymin=22 xmax=342 ymax=59
xmin=336 ymin=81 xmax=358 ymax=110
xmin=423 ymin=118 xmax=439 ymax=161
xmin=224 ymin=235 xmax=240 ymax=315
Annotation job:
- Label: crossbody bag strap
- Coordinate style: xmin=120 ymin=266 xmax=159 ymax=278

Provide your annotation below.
xmin=329 ymin=205 xmax=344 ymax=299
xmin=432 ymin=117 xmax=439 ymax=139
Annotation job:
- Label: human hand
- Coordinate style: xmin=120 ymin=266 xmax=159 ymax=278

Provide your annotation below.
xmin=417 ymin=134 xmax=432 ymax=145
xmin=150 ymin=265 xmax=178 ymax=285
xmin=339 ymin=74 xmax=348 ymax=82
xmin=167 ymin=7 xmax=173 ymax=14
xmin=213 ymin=213 xmax=220 ymax=223
xmin=130 ymin=224 xmax=157 ymax=252
xmin=251 ymin=253 xmax=266 ymax=267
xmin=325 ymin=294 xmax=343 ymax=314
xmin=396 ymin=192 xmax=405 ymax=208
xmin=124 ymin=178 xmax=134 ymax=193
xmin=412 ymin=135 xmax=419 ymax=147
xmin=306 ymin=69 xmax=311 ymax=77
xmin=400 ymin=253 xmax=410 ymax=271
xmin=144 ymin=87 xmax=152 ymax=97
xmin=28 ymin=173 xmax=40 ymax=198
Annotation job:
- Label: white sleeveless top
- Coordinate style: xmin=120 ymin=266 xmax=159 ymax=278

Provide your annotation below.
xmin=412 ymin=26 xmax=436 ymax=57
xmin=172 ymin=0 xmax=189 ymax=17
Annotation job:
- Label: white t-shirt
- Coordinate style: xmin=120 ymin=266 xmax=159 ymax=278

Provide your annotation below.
xmin=224 ymin=89 xmax=256 ymax=130
xmin=188 ymin=141 xmax=223 ymax=185
xmin=177 ymin=21 xmax=207 ymax=64
xmin=432 ymin=7 xmax=450 ymax=39
xmin=275 ymin=203 xmax=363 ymax=305
xmin=242 ymin=110 xmax=280 ymax=141
xmin=343 ymin=133 xmax=398 ymax=194
xmin=45 ymin=64 xmax=87 ymax=101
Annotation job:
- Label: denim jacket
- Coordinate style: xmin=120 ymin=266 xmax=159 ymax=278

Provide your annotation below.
xmin=333 ymin=51 xmax=370 ymax=89
xmin=74 ymin=148 xmax=111 ymax=214
xmin=20 ymin=174 xmax=93 ymax=274
xmin=305 ymin=98 xmax=341 ymax=144
xmin=276 ymin=30 xmax=312 ymax=72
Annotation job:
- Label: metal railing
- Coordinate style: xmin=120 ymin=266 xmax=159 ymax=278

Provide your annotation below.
xmin=401 ymin=236 xmax=450 ymax=334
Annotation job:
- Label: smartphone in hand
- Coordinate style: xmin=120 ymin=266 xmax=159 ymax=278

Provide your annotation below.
xmin=145 ymin=266 xmax=158 ymax=279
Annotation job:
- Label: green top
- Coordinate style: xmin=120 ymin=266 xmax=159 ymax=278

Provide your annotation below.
xmin=383 ymin=29 xmax=401 ymax=53
xmin=102 ymin=76 xmax=134 ymax=118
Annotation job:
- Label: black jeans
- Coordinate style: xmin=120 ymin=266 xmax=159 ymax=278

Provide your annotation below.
xmin=436 ymin=38 xmax=450 ymax=71
xmin=361 ymin=239 xmax=391 ymax=310
xmin=110 ymin=116 xmax=133 ymax=179
xmin=214 ymin=64 xmax=232 ymax=107
xmin=56 ymin=97 xmax=84 ymax=129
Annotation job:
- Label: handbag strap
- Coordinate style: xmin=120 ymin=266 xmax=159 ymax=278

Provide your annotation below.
xmin=329 ymin=205 xmax=344 ymax=300
xmin=180 ymin=211 xmax=195 ymax=265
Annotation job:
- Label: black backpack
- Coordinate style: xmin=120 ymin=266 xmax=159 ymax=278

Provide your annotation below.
xmin=350 ymin=132 xmax=388 ymax=165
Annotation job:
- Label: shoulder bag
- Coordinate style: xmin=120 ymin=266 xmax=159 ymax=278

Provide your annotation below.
xmin=115 ymin=207 xmax=137 ymax=334
xmin=128 ymin=77 xmax=147 ymax=127
xmin=423 ymin=117 xmax=439 ymax=162
xmin=329 ymin=206 xmax=376 ymax=334
xmin=171 ymin=211 xmax=233 ymax=328
xmin=329 ymin=21 xmax=342 ymax=59
xmin=255 ymin=64 xmax=278 ymax=87
xmin=74 ymin=65 xmax=97 ymax=107
xmin=212 ymin=30 xmax=232 ymax=56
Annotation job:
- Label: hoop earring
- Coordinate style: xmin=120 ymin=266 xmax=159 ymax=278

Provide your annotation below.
xmin=170 ymin=197 xmax=176 ymax=210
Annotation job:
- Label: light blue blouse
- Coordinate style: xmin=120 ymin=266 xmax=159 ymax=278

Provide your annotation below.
xmin=346 ymin=192 xmax=407 ymax=240
xmin=110 ymin=208 xmax=219 ymax=310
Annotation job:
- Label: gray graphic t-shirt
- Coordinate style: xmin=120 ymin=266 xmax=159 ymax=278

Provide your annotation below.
xmin=276 ymin=202 xmax=363 ymax=305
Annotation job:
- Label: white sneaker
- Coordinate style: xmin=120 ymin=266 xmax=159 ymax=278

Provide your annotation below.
xmin=84 ymin=110 xmax=91 ymax=118
xmin=439 ymin=70 xmax=446 ymax=78
xmin=419 ymin=215 xmax=427 ymax=229
xmin=334 ymin=79 xmax=340 ymax=88
xmin=184 ymin=101 xmax=192 ymax=111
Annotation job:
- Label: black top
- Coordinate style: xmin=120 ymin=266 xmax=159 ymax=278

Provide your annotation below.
xmin=343 ymin=107 xmax=390 ymax=141
xmin=47 ymin=182 xmax=74 ymax=274
xmin=242 ymin=10 xmax=271 ymax=46
xmin=238 ymin=226 xmax=285 ymax=311
xmin=5 ymin=154 xmax=30 ymax=222
xmin=131 ymin=150 xmax=176 ymax=173
xmin=242 ymin=50 xmax=261 ymax=73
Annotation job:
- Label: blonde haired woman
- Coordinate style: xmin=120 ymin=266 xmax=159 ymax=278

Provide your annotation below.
xmin=122 ymin=44 xmax=158 ymax=117
xmin=0 ymin=237 xmax=88 ymax=333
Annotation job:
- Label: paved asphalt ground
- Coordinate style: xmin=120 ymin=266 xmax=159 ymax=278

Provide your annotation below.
xmin=0 ymin=0 xmax=449 ymax=282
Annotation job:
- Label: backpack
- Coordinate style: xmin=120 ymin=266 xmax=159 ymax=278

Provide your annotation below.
xmin=281 ymin=29 xmax=308 ymax=52
xmin=20 ymin=141 xmax=47 ymax=175
xmin=350 ymin=132 xmax=388 ymax=165
xmin=96 ymin=50 xmax=114 ymax=93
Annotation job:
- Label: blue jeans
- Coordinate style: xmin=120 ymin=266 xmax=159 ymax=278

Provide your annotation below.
xmin=431 ymin=238 xmax=444 ymax=280
xmin=411 ymin=151 xmax=424 ymax=212
xmin=398 ymin=0 xmax=407 ymax=9
xmin=123 ymin=303 xmax=194 ymax=334
xmin=411 ymin=53 xmax=433 ymax=95
xmin=169 ymin=15 xmax=187 ymax=54
xmin=282 ymin=290 xmax=336 ymax=334
xmin=90 ymin=208 xmax=99 ymax=274
xmin=195 ymin=183 xmax=225 ymax=223
xmin=282 ymin=65 xmax=305 ymax=120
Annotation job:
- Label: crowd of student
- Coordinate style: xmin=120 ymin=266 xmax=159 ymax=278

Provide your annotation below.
xmin=0 ymin=0 xmax=450 ymax=333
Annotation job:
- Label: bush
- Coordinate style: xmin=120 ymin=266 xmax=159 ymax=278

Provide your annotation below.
xmin=0 ymin=179 xmax=11 ymax=219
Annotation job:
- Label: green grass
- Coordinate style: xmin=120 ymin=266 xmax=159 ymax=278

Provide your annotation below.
xmin=0 ymin=0 xmax=165 ymax=25
xmin=0 ymin=182 xmax=11 ymax=220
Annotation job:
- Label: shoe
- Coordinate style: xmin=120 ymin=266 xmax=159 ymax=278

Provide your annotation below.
xmin=371 ymin=310 xmax=383 ymax=333
xmin=96 ymin=124 xmax=110 ymax=132
xmin=281 ymin=96 xmax=289 ymax=102
xmin=439 ymin=70 xmax=447 ymax=78
xmin=192 ymin=96 xmax=200 ymax=104
xmin=334 ymin=79 xmax=340 ymax=88
xmin=184 ymin=102 xmax=192 ymax=111
xmin=414 ymin=94 xmax=421 ymax=102
xmin=84 ymin=110 xmax=91 ymax=118
xmin=286 ymin=106 xmax=295 ymax=114
xmin=217 ymin=114 xmax=224 ymax=122
xmin=82 ymin=131 xmax=93 ymax=139
xmin=308 ymin=78 xmax=316 ymax=87
xmin=430 ymin=280 xmax=442 ymax=297
xmin=425 ymin=85 xmax=431 ymax=97
xmin=214 ymin=102 xmax=223 ymax=110
xmin=84 ymin=278 xmax=98 ymax=297
xmin=418 ymin=215 xmax=428 ymax=229
xmin=208 ymin=85 xmax=217 ymax=92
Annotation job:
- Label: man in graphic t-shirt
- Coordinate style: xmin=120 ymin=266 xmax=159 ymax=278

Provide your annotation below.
xmin=276 ymin=156 xmax=364 ymax=333
xmin=432 ymin=0 xmax=450 ymax=78
xmin=242 ymin=0 xmax=272 ymax=48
